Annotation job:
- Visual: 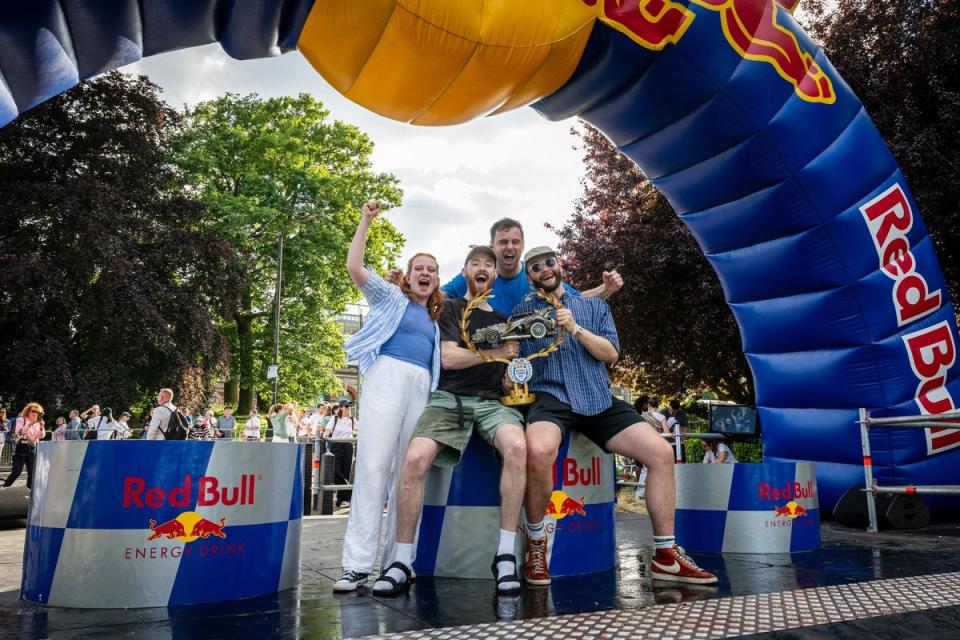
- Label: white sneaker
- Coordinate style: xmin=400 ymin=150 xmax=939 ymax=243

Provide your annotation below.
xmin=332 ymin=570 xmax=368 ymax=592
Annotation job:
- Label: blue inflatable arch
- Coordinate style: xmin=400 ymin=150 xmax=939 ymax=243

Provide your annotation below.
xmin=2 ymin=0 xmax=958 ymax=514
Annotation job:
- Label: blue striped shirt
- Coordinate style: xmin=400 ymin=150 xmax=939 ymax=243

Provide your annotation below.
xmin=514 ymin=290 xmax=620 ymax=416
xmin=344 ymin=269 xmax=441 ymax=392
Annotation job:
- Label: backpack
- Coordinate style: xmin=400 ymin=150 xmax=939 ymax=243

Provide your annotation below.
xmin=160 ymin=406 xmax=189 ymax=441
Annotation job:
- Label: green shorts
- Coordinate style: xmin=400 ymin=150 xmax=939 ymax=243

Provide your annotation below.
xmin=412 ymin=390 xmax=524 ymax=467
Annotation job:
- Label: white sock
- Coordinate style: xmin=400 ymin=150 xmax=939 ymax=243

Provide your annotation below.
xmin=526 ymin=520 xmax=546 ymax=541
xmin=376 ymin=543 xmax=414 ymax=589
xmin=653 ymin=535 xmax=675 ymax=550
xmin=497 ymin=529 xmax=516 ymax=556
xmin=496 ymin=530 xmax=518 ymax=580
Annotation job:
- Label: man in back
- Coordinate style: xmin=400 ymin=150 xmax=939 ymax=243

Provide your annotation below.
xmin=146 ymin=389 xmax=178 ymax=440
xmin=441 ymin=218 xmax=623 ymax=316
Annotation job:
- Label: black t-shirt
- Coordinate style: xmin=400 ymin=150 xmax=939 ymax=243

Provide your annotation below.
xmin=438 ymin=298 xmax=508 ymax=400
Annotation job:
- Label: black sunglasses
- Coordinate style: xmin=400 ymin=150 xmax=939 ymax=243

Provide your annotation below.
xmin=529 ymin=256 xmax=558 ymax=274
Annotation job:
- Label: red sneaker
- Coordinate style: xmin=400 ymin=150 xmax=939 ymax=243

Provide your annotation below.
xmin=524 ymin=536 xmax=551 ymax=586
xmin=650 ymin=545 xmax=718 ymax=584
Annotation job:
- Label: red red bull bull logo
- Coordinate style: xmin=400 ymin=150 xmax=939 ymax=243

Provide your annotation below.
xmin=125 ymin=511 xmax=240 ymax=561
xmin=759 ymin=479 xmax=814 ymax=501
xmin=773 ymin=500 xmax=808 ymax=518
xmin=860 ymin=183 xmax=960 ymax=455
xmin=582 ymin=0 xmax=835 ymax=103
xmin=122 ymin=474 xmax=257 ymax=509
xmin=546 ymin=489 xmax=587 ymax=519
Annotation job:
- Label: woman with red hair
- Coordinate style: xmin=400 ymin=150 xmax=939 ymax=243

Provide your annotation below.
xmin=2 ymin=402 xmax=45 ymax=491
xmin=333 ymin=201 xmax=443 ymax=592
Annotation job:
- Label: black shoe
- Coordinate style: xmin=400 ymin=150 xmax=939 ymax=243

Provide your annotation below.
xmin=491 ymin=553 xmax=522 ymax=595
xmin=332 ymin=570 xmax=368 ymax=592
xmin=372 ymin=561 xmax=413 ymax=597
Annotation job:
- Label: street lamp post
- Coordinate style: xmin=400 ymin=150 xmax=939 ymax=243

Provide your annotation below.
xmin=271 ymin=232 xmax=284 ymax=405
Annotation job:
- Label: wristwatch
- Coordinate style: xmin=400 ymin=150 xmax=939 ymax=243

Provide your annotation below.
xmin=573 ymin=324 xmax=585 ymax=337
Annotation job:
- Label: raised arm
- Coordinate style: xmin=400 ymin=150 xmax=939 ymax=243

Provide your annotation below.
xmin=347 ymin=201 xmax=381 ymax=289
xmin=580 ymin=270 xmax=624 ymax=300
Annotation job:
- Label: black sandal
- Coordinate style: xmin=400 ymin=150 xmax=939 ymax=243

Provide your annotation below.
xmin=372 ymin=561 xmax=413 ymax=597
xmin=491 ymin=553 xmax=522 ymax=595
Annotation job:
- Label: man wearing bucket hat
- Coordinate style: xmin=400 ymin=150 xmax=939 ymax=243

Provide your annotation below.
xmin=440 ymin=218 xmax=623 ymax=316
xmin=372 ymin=245 xmax=529 ymax=597
xmin=515 ymin=246 xmax=717 ymax=587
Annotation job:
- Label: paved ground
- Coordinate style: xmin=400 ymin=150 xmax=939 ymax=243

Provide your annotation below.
xmin=2 ymin=510 xmax=960 ymax=638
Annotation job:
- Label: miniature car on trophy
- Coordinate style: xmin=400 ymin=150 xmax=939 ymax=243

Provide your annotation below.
xmin=471 ymin=311 xmax=557 ymax=348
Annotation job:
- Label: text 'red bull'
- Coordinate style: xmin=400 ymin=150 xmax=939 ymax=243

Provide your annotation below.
xmin=582 ymin=0 xmax=834 ymax=104
xmin=553 ymin=456 xmax=603 ymax=487
xmin=759 ymin=480 xmax=814 ymax=501
xmin=861 ymin=183 xmax=960 ymax=455
xmin=123 ymin=475 xmax=256 ymax=508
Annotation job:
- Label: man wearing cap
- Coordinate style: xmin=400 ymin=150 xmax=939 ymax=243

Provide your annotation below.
xmin=515 ymin=246 xmax=717 ymax=587
xmin=441 ymin=218 xmax=624 ymax=316
xmin=372 ymin=245 xmax=529 ymax=597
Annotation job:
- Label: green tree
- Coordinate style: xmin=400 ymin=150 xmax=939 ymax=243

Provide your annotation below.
xmin=173 ymin=93 xmax=403 ymax=410
xmin=0 ymin=72 xmax=240 ymax=414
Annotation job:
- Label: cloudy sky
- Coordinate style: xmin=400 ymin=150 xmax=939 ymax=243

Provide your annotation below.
xmin=126 ymin=44 xmax=586 ymax=281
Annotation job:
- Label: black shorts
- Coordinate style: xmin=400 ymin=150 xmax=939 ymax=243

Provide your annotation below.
xmin=526 ymin=393 xmax=641 ymax=452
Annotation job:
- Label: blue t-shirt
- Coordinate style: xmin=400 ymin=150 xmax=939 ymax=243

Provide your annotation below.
xmin=442 ymin=264 xmax=579 ymax=317
xmin=378 ymin=302 xmax=435 ymax=372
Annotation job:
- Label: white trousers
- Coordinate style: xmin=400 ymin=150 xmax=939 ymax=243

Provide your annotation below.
xmin=341 ymin=356 xmax=430 ymax=573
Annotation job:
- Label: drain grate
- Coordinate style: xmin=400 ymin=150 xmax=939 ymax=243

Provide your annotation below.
xmin=362 ymin=571 xmax=960 ymax=639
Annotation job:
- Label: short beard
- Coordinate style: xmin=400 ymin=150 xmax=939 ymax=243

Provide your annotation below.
xmin=537 ymin=277 xmax=561 ymax=293
xmin=467 ymin=274 xmax=493 ymax=297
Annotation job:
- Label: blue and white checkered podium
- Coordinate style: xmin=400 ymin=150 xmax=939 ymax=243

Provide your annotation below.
xmin=675 ymin=462 xmax=820 ymax=553
xmin=21 ymin=441 xmax=303 ymax=608
xmin=414 ymin=430 xmax=617 ymax=578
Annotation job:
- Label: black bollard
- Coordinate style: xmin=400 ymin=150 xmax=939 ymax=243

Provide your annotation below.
xmin=319 ymin=450 xmax=336 ymax=515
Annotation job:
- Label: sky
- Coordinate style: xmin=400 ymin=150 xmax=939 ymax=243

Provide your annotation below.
xmin=125 ymin=44 xmax=587 ymax=282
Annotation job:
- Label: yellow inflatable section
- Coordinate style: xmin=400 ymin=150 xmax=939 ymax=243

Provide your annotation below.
xmin=298 ymin=0 xmax=597 ymax=125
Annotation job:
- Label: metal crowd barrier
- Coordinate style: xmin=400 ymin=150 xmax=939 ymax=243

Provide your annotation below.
xmin=858 ymin=408 xmax=960 ymax=532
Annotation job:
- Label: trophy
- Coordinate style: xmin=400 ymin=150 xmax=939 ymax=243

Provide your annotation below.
xmin=460 ymin=289 xmax=564 ymax=406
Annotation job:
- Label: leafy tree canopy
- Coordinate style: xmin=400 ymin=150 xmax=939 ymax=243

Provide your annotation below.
xmin=172 ymin=93 xmax=404 ymax=408
xmin=0 ymin=72 xmax=240 ymax=415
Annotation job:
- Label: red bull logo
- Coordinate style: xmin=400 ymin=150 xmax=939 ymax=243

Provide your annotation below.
xmin=773 ymin=500 xmax=808 ymax=518
xmin=123 ymin=474 xmax=256 ymax=509
xmin=552 ymin=456 xmax=603 ymax=487
xmin=759 ymin=480 xmax=814 ymax=501
xmin=582 ymin=0 xmax=835 ymax=103
xmin=546 ymin=489 xmax=587 ymax=519
xmin=146 ymin=511 xmax=227 ymax=543
xmin=860 ymin=182 xmax=960 ymax=455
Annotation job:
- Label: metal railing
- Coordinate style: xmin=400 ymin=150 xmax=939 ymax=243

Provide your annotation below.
xmin=312 ymin=436 xmax=358 ymax=515
xmin=858 ymin=408 xmax=960 ymax=532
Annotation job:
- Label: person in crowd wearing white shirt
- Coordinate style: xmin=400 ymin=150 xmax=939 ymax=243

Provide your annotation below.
xmin=325 ymin=402 xmax=359 ymax=509
xmin=244 ymin=409 xmax=262 ymax=441
xmin=81 ymin=405 xmax=103 ymax=440
xmin=634 ymin=396 xmax=669 ymax=498
xmin=333 ymin=201 xmax=443 ymax=593
xmin=146 ymin=389 xmax=178 ymax=440
xmin=115 ymin=412 xmax=133 ymax=439
xmin=94 ymin=408 xmax=123 ymax=440
xmin=703 ymin=439 xmax=737 ymax=464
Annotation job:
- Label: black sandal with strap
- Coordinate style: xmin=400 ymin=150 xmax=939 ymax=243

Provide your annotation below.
xmin=491 ymin=553 xmax=522 ymax=595
xmin=372 ymin=561 xmax=413 ymax=597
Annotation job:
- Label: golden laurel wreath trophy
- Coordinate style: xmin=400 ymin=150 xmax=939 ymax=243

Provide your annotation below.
xmin=460 ymin=289 xmax=564 ymax=406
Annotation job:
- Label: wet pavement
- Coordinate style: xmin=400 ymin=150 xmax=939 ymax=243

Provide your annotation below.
xmin=2 ymin=511 xmax=960 ymax=638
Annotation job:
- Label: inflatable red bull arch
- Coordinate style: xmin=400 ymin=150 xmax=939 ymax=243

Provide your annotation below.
xmin=2 ymin=0 xmax=959 ymax=515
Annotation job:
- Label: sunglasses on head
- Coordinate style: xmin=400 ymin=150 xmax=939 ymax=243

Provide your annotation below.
xmin=529 ymin=256 xmax=558 ymax=274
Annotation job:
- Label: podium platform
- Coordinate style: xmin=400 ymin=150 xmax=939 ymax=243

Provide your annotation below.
xmin=414 ymin=430 xmax=616 ymax=578
xmin=21 ymin=441 xmax=303 ymax=608
xmin=675 ymin=462 xmax=820 ymax=553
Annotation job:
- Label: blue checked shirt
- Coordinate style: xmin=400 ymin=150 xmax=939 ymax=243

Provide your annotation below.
xmin=514 ymin=290 xmax=620 ymax=416
xmin=344 ymin=269 xmax=441 ymax=392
